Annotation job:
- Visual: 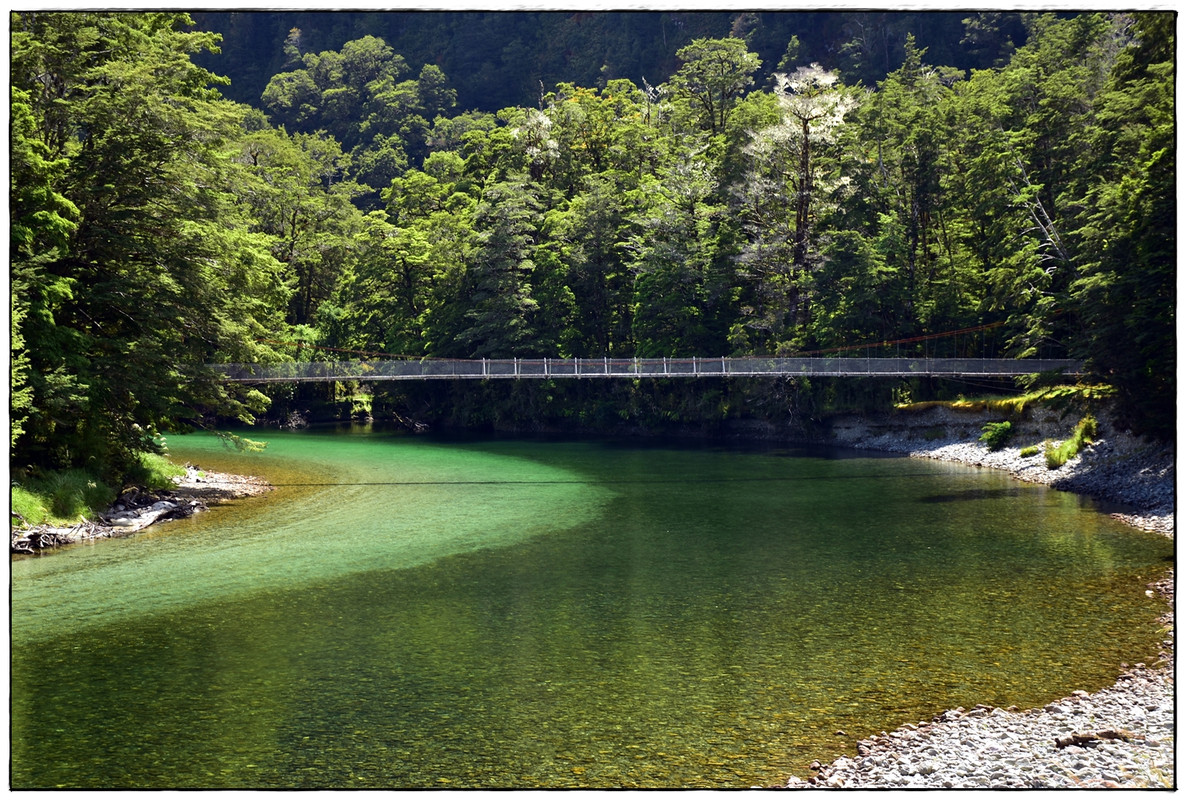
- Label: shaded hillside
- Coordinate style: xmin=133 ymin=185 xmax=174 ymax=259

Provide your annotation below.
xmin=189 ymin=10 xmax=1027 ymax=111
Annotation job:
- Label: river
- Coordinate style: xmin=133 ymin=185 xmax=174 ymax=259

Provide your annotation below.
xmin=9 ymin=426 xmax=1172 ymax=788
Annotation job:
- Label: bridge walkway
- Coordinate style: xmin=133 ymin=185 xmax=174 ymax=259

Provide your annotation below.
xmin=212 ymin=356 xmax=1084 ymax=383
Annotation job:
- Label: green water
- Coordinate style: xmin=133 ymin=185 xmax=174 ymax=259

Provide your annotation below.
xmin=10 ymin=428 xmax=1171 ymax=788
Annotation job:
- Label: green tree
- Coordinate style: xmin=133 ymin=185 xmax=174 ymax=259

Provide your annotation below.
xmin=667 ymin=37 xmax=762 ymax=134
xmin=1068 ymin=12 xmax=1175 ymax=436
xmin=452 ymin=178 xmax=544 ymax=357
xmin=261 ymin=34 xmax=457 ymax=193
xmin=627 ymin=151 xmax=727 ymax=357
xmin=10 ymin=12 xmax=288 ymax=477
xmin=232 ymin=127 xmax=365 ymax=326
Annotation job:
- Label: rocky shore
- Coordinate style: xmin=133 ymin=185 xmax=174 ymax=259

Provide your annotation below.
xmin=785 ymin=404 xmax=1175 ymax=789
xmin=11 ymin=465 xmax=272 ymax=553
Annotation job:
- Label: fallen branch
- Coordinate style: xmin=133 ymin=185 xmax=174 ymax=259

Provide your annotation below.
xmin=1054 ymin=729 xmax=1137 ymax=749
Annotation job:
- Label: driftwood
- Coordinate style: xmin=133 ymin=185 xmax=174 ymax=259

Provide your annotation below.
xmin=11 ymin=519 xmax=104 ymax=553
xmin=12 ymin=501 xmax=205 ymax=554
xmin=11 ymin=465 xmax=271 ymax=555
xmin=1054 ymin=729 xmax=1137 ymax=749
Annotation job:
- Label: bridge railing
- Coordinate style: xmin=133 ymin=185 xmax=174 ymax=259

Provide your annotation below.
xmin=211 ymin=357 xmax=1083 ymax=383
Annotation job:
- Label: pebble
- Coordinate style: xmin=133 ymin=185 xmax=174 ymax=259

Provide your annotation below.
xmin=786 ymin=407 xmax=1174 ymax=789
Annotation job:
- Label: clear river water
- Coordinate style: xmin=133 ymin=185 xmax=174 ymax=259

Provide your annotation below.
xmin=10 ymin=426 xmax=1172 ymax=788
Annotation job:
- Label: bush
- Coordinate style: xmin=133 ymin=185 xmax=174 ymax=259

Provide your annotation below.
xmin=1019 ymin=444 xmax=1041 ymax=458
xmin=979 ymin=421 xmax=1014 ymax=451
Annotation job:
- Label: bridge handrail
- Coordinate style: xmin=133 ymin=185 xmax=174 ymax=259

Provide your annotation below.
xmin=210 ymin=356 xmax=1084 ymax=382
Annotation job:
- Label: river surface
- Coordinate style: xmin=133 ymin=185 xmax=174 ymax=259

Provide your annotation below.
xmin=10 ymin=427 xmax=1171 ymax=788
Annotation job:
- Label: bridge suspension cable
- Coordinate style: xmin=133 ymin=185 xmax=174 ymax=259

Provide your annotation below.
xmin=253 ymin=318 xmax=1018 ymax=362
xmin=212 ymin=355 xmax=1084 ymax=383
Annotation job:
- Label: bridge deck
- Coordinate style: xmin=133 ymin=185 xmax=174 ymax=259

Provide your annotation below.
xmin=213 ymin=357 xmax=1083 ymax=383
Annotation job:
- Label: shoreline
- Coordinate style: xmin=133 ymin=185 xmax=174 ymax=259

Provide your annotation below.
xmin=786 ymin=406 xmax=1174 ymax=788
xmin=10 ymin=416 xmax=1174 ymax=787
xmin=10 ymin=465 xmax=273 ymax=553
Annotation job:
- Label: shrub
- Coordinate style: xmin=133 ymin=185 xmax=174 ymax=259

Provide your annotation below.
xmin=1019 ymin=444 xmax=1041 ymax=458
xmin=979 ymin=421 xmax=1014 ymax=451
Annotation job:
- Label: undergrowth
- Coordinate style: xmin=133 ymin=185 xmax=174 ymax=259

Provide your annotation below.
xmin=11 ymin=450 xmax=185 ymax=527
xmin=10 ymin=469 xmax=115 ymax=526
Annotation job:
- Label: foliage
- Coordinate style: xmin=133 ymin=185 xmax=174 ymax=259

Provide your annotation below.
xmin=1019 ymin=444 xmax=1040 ymax=457
xmin=11 ymin=469 xmax=115 ymax=524
xmin=668 ymin=37 xmax=762 ymax=134
xmin=124 ymin=452 xmax=188 ymax=491
xmin=897 ymin=383 xmax=1116 ymax=418
xmin=9 ymin=13 xmax=1176 ymax=482
xmin=10 ymin=12 xmax=290 ymax=482
xmin=1044 ymin=415 xmax=1098 ymax=469
xmin=978 ymin=421 xmax=1014 ymax=451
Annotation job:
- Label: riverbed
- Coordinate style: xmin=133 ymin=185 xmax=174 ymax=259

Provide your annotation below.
xmin=9 ymin=428 xmax=1173 ymax=788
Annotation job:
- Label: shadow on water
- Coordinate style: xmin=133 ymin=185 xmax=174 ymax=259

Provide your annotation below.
xmin=264 ymin=472 xmax=943 ymax=488
xmin=918 ymin=488 xmax=1031 ymax=503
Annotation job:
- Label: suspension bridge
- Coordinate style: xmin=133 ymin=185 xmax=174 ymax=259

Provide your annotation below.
xmin=212 ymin=356 xmax=1084 ymax=384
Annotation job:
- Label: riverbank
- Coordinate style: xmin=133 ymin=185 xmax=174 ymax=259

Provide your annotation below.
xmin=11 ymin=465 xmax=272 ymax=553
xmin=785 ymin=405 xmax=1174 ymax=788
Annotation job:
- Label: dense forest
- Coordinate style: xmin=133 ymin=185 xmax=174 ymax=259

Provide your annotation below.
xmin=10 ymin=10 xmax=1175 ymax=486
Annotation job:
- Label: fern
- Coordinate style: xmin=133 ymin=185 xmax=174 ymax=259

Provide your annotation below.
xmin=979 ymin=421 xmax=1014 ymax=451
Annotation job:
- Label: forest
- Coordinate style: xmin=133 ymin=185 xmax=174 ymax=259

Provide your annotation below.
xmin=10 ymin=10 xmax=1175 ymax=488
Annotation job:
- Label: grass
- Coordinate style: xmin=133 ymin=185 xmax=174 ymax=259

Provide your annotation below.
xmin=895 ymin=384 xmax=1115 ymax=417
xmin=1019 ymin=444 xmax=1041 ymax=458
xmin=10 ymin=450 xmax=186 ymax=527
xmin=10 ymin=469 xmax=115 ymax=526
xmin=11 ymin=485 xmax=50 ymax=525
xmin=124 ymin=451 xmax=187 ymax=490
xmin=1044 ymin=415 xmax=1098 ymax=469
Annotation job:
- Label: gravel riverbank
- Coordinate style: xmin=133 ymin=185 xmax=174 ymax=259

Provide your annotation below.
xmin=11 ymin=465 xmax=272 ymax=553
xmin=784 ymin=406 xmax=1175 ymax=789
